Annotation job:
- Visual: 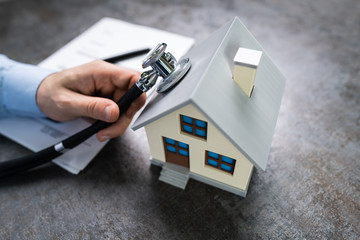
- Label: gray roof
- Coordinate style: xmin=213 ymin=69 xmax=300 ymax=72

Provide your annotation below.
xmin=132 ymin=17 xmax=286 ymax=171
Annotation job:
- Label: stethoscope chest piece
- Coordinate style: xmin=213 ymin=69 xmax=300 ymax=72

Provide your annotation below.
xmin=142 ymin=43 xmax=191 ymax=93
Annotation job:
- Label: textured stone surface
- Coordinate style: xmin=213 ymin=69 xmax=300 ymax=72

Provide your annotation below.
xmin=0 ymin=0 xmax=359 ymax=239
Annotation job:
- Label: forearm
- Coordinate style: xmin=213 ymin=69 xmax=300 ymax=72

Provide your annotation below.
xmin=0 ymin=54 xmax=55 ymax=117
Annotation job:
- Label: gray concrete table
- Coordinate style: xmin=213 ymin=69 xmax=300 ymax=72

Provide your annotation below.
xmin=0 ymin=0 xmax=359 ymax=239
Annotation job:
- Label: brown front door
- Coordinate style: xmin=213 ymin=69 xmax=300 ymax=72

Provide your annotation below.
xmin=162 ymin=137 xmax=190 ymax=168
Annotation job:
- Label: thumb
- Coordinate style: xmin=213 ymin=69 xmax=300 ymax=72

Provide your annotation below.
xmin=72 ymin=94 xmax=120 ymax=122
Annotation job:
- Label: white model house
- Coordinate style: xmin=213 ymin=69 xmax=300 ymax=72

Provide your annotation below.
xmin=132 ymin=17 xmax=286 ymax=197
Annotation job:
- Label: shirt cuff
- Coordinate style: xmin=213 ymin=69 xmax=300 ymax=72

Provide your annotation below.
xmin=1 ymin=56 xmax=55 ymax=117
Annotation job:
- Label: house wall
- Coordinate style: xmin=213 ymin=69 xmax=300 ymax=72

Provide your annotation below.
xmin=144 ymin=103 xmax=254 ymax=191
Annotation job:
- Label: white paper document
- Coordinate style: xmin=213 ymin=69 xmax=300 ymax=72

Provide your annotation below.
xmin=0 ymin=17 xmax=194 ymax=174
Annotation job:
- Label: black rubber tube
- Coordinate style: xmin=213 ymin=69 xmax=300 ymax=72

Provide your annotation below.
xmin=103 ymin=48 xmax=150 ymax=63
xmin=0 ymin=147 xmax=62 ymax=177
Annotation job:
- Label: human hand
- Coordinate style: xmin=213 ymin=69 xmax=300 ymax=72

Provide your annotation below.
xmin=36 ymin=60 xmax=146 ymax=142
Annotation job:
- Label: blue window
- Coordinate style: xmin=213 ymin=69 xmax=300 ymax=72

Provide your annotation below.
xmin=208 ymin=159 xmax=218 ymax=167
xmin=182 ymin=115 xmax=193 ymax=124
xmin=180 ymin=115 xmax=208 ymax=140
xmin=195 ymin=129 xmax=206 ymax=137
xmin=163 ymin=137 xmax=190 ymax=159
xmin=179 ymin=149 xmax=189 ymax=157
xmin=178 ymin=141 xmax=189 ymax=149
xmin=195 ymin=120 xmax=207 ymax=128
xmin=205 ymin=151 xmax=236 ymax=174
xmin=166 ymin=146 xmax=176 ymax=153
xmin=165 ymin=138 xmax=175 ymax=145
xmin=208 ymin=151 xmax=219 ymax=159
xmin=221 ymin=156 xmax=234 ymax=165
xmin=183 ymin=125 xmax=193 ymax=134
xmin=221 ymin=164 xmax=232 ymax=172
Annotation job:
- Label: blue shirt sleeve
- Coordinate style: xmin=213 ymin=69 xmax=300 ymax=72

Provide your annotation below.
xmin=0 ymin=54 xmax=55 ymax=118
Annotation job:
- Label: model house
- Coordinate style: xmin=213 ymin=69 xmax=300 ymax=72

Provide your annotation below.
xmin=132 ymin=17 xmax=286 ymax=197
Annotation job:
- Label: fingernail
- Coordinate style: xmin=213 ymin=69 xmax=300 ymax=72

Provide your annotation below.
xmin=104 ymin=106 xmax=112 ymax=121
xmin=98 ymin=135 xmax=110 ymax=142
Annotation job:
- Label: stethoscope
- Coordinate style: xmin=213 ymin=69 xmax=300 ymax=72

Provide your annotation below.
xmin=0 ymin=43 xmax=191 ymax=177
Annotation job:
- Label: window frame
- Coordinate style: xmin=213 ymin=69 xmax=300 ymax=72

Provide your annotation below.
xmin=180 ymin=114 xmax=208 ymax=140
xmin=163 ymin=137 xmax=190 ymax=157
xmin=205 ymin=151 xmax=236 ymax=175
xmin=163 ymin=137 xmax=190 ymax=168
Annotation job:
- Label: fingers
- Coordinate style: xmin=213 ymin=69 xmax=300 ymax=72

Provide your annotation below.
xmin=37 ymin=60 xmax=146 ymax=141
xmin=96 ymin=114 xmax=132 ymax=141
xmin=74 ymin=94 xmax=120 ymax=122
xmin=61 ymin=60 xmax=141 ymax=97
xmin=73 ymin=80 xmax=145 ymax=123
xmin=79 ymin=60 xmax=141 ymax=91
xmin=96 ymin=92 xmax=146 ymax=142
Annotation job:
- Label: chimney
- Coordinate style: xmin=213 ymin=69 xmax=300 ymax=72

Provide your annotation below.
xmin=233 ymin=47 xmax=263 ymax=97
